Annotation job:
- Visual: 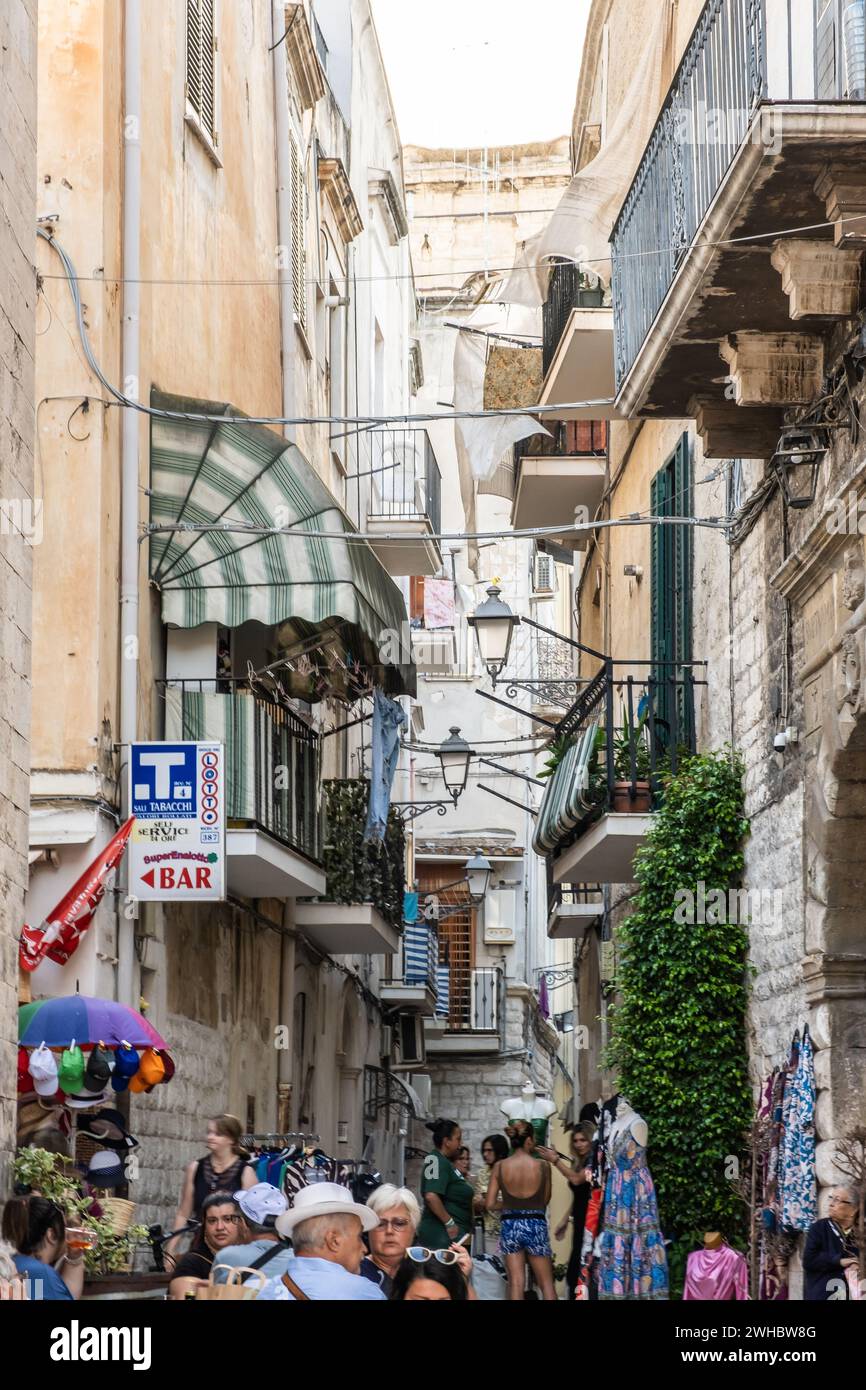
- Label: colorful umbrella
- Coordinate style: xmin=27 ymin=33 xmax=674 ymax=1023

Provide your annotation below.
xmin=18 ymin=995 xmax=167 ymax=1050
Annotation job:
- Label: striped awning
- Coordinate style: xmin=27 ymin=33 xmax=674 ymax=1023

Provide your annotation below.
xmin=148 ymin=391 xmax=415 ymax=697
xmin=532 ymin=721 xmax=600 ymax=855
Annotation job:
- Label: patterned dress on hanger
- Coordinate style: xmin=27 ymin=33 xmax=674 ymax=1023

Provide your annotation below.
xmin=598 ymin=1128 xmax=669 ymax=1300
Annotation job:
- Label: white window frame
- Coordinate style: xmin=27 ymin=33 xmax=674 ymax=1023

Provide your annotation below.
xmin=184 ymin=0 xmax=222 ymax=167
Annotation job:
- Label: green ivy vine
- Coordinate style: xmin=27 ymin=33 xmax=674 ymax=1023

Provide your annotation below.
xmin=322 ymin=779 xmax=405 ymax=930
xmin=606 ymin=749 xmax=752 ymax=1284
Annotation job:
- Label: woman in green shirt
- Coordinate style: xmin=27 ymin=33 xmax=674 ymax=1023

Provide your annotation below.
xmin=417 ymin=1118 xmax=474 ymax=1249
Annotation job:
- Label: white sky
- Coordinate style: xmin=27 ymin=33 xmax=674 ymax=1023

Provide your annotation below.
xmin=370 ymin=0 xmax=591 ymax=148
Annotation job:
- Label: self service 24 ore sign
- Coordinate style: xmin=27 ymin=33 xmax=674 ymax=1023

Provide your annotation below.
xmin=129 ymin=742 xmax=225 ymax=901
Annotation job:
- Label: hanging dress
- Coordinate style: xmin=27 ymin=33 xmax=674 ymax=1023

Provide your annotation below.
xmin=779 ymin=1026 xmax=817 ymax=1232
xmin=598 ymin=1127 xmax=669 ymax=1300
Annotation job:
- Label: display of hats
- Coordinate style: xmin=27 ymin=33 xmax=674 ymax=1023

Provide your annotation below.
xmin=28 ymin=1043 xmax=59 ymax=1097
xmin=128 ymin=1047 xmax=166 ymax=1094
xmin=18 ymin=1046 xmax=34 ymax=1095
xmin=83 ymin=1044 xmax=113 ymax=1093
xmin=77 ymin=1108 xmax=139 ymax=1151
xmin=57 ymin=1042 xmax=85 ymax=1094
xmin=111 ymin=1043 xmax=140 ymax=1092
xmin=63 ymin=1088 xmax=111 ymax=1110
xmin=85 ymin=1149 xmax=126 ymax=1189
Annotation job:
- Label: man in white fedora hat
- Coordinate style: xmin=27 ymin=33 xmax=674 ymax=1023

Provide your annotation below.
xmin=256 ymin=1182 xmax=386 ymax=1301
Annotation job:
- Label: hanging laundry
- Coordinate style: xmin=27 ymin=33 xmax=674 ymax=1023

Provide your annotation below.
xmin=363 ymin=687 xmax=407 ymax=844
xmin=423 ymin=578 xmax=456 ymax=629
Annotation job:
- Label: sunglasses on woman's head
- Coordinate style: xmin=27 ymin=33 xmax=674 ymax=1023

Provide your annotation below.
xmin=407 ymin=1246 xmax=459 ymax=1266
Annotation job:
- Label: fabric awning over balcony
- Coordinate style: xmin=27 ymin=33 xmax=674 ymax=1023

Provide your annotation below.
xmin=532 ymin=722 xmax=599 ymax=855
xmin=148 ymin=391 xmax=415 ymax=697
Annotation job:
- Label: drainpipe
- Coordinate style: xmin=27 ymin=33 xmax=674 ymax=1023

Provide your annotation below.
xmin=117 ymin=0 xmax=141 ymax=1008
xmin=272 ymin=1 xmax=296 ymax=442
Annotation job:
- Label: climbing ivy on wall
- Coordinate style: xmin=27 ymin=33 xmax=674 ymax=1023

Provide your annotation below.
xmin=322 ymin=779 xmax=405 ymax=930
xmin=606 ymin=749 xmax=752 ymax=1283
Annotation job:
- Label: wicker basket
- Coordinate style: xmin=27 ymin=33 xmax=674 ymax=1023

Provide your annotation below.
xmin=99 ymin=1197 xmax=136 ymax=1237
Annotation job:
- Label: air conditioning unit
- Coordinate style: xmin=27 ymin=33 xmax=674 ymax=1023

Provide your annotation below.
xmin=379 ymin=1024 xmax=394 ymax=1060
xmin=532 ymin=551 xmax=555 ymax=595
xmin=393 ymin=1013 xmax=426 ymax=1069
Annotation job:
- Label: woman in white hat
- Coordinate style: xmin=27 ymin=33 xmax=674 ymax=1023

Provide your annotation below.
xmin=256 ymin=1183 xmax=386 ymax=1301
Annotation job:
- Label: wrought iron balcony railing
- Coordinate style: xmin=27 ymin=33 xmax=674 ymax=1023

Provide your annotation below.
xmin=542 ymin=259 xmax=606 ymax=376
xmin=610 ymin=0 xmax=866 ymax=388
xmin=366 ymin=427 xmax=442 ymax=536
xmin=435 ymin=963 xmax=505 ymax=1036
xmin=161 ymin=679 xmax=321 ymax=862
xmin=533 ymin=663 xmax=706 ymax=858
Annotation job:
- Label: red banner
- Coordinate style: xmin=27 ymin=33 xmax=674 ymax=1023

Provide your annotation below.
xmin=20 ymin=818 xmax=135 ymax=973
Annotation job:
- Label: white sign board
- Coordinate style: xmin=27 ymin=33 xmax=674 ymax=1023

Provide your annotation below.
xmin=129 ymin=741 xmax=225 ymax=901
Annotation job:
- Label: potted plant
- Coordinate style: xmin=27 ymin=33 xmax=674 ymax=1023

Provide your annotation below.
xmin=13 ymin=1147 xmax=148 ymax=1278
xmin=611 ymin=711 xmax=653 ymax=813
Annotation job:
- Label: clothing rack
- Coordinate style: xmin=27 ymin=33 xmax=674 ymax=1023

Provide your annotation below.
xmin=241 ymin=1132 xmax=320 ymax=1149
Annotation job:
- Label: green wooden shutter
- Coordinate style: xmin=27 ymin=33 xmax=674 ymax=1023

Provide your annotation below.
xmin=650 ymin=433 xmax=694 ymax=753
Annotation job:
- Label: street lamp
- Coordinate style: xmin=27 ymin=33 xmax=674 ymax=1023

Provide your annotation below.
xmin=468 ymin=584 xmax=520 ymax=683
xmin=771 ymin=428 xmax=826 ymax=509
xmin=436 ymin=726 xmax=473 ymax=803
xmin=464 ymin=849 xmax=492 ymax=904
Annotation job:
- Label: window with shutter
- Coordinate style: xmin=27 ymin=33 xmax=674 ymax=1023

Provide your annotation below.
xmin=186 ymin=0 xmax=218 ymax=150
xmin=290 ymin=132 xmax=308 ymax=333
xmin=650 ymin=434 xmax=694 ymax=752
xmin=816 ymin=0 xmax=839 ymax=98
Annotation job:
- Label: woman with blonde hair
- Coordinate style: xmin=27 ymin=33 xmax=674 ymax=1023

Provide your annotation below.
xmin=168 ymin=1114 xmax=256 ymax=1258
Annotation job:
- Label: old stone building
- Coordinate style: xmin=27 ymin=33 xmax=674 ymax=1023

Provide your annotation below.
xmin=0 ymin=0 xmax=36 ymax=1195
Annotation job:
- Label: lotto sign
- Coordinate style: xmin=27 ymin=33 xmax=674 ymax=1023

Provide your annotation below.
xmin=129 ymin=742 xmax=225 ymax=901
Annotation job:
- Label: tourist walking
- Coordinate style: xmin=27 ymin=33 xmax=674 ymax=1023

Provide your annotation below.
xmin=803 ymin=1188 xmax=861 ymax=1300
xmin=540 ymin=1121 xmax=593 ymax=1299
xmin=169 ymin=1114 xmax=256 ymax=1256
xmin=486 ymin=1120 xmax=556 ymax=1300
xmin=360 ymin=1185 xmax=421 ymax=1296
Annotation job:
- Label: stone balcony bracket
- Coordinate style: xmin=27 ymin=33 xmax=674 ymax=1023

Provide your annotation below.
xmin=802 ymin=951 xmax=866 ymax=1006
xmin=815 ymin=165 xmax=866 ymax=250
xmin=719 ymin=332 xmax=825 ymax=408
xmin=770 ymin=239 xmax=862 ymax=321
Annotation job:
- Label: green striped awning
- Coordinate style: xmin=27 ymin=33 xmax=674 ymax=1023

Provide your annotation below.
xmin=149 ymin=391 xmax=415 ymax=697
xmin=532 ymin=721 xmax=600 ymax=855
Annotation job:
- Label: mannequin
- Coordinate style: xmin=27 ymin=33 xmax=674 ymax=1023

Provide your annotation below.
xmin=683 ymin=1234 xmax=748 ymax=1301
xmin=597 ymin=1093 xmax=668 ymax=1300
xmin=500 ymin=1083 xmax=557 ymax=1148
xmin=606 ymin=1096 xmax=648 ymax=1151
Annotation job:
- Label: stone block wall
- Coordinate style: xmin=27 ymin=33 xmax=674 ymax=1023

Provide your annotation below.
xmin=0 ymin=0 xmax=36 ymax=1196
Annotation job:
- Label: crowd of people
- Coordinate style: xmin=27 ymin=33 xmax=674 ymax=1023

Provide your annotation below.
xmin=0 ymin=1111 xmax=592 ymax=1301
xmin=3 ymin=1108 xmax=860 ymax=1301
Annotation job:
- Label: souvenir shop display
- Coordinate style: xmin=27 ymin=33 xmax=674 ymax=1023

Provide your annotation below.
xmin=17 ymin=995 xmax=175 ymax=1112
xmin=751 ymin=1025 xmax=818 ymax=1300
xmin=683 ymin=1233 xmax=749 ymax=1301
xmin=241 ymin=1133 xmax=382 ymax=1207
xmin=597 ymin=1096 xmax=669 ymax=1301
xmin=500 ymin=1083 xmax=557 ymax=1147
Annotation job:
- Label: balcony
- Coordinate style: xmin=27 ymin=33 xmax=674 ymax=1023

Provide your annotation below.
xmin=365 ymin=428 xmax=442 ymax=576
xmin=511 ymin=421 xmax=607 ymax=546
xmin=532 ymin=665 xmax=700 ymax=884
xmin=380 ymin=919 xmax=439 ymax=1015
xmin=162 ymin=681 xmax=325 ymax=899
xmin=611 ymin=0 xmax=866 ymax=435
xmin=538 ymin=260 xmax=617 ymax=420
xmin=424 ymin=965 xmax=505 ymax=1054
xmin=294 ymin=778 xmax=405 ymax=956
xmin=547 ymin=883 xmax=603 ymax=941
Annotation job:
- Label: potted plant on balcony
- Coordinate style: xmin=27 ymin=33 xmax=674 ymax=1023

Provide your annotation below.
xmin=611 ymin=710 xmax=653 ymax=814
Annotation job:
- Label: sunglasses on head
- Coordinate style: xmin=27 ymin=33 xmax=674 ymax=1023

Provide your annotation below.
xmin=407 ymin=1246 xmax=460 ymax=1266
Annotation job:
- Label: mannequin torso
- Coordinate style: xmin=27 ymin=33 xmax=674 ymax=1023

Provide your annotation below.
xmin=607 ymin=1098 xmax=648 ymax=1151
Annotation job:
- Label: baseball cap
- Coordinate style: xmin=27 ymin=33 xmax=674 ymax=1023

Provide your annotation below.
xmin=234 ymin=1182 xmax=288 ymax=1226
xmin=18 ymin=1047 xmax=34 ymax=1095
xmin=111 ymin=1043 xmax=140 ymax=1091
xmin=28 ymin=1044 xmax=59 ymax=1097
xmin=82 ymin=1045 xmax=113 ymax=1093
xmin=58 ymin=1044 xmax=85 ymax=1095
xmin=128 ymin=1047 xmax=165 ymax=1093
